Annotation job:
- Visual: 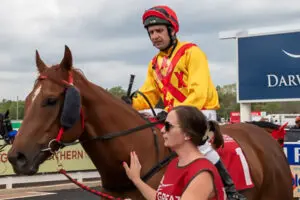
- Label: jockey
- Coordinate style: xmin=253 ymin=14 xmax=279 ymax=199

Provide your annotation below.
xmin=121 ymin=5 xmax=245 ymax=200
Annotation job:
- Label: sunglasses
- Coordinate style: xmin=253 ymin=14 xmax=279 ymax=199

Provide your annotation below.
xmin=164 ymin=121 xmax=179 ymax=132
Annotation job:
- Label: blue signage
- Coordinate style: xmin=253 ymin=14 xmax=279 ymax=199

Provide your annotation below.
xmin=238 ymin=31 xmax=300 ymax=102
xmin=284 ymin=142 xmax=300 ymax=165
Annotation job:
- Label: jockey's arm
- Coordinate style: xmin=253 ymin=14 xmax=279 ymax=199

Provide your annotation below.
xmin=132 ymin=62 xmax=160 ymax=111
xmin=176 ymin=46 xmax=210 ymax=110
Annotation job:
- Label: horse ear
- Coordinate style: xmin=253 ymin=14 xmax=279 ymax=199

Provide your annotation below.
xmin=60 ymin=45 xmax=73 ymax=71
xmin=36 ymin=50 xmax=47 ymax=73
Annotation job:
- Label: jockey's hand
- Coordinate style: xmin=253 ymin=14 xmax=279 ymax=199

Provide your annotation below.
xmin=121 ymin=95 xmax=132 ymax=105
xmin=123 ymin=151 xmax=142 ymax=183
xmin=156 ymin=110 xmax=168 ymax=122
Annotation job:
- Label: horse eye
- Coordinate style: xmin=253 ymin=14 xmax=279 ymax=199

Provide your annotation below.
xmin=42 ymin=97 xmax=58 ymax=107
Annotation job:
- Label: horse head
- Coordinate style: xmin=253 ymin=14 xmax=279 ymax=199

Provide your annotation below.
xmin=8 ymin=46 xmax=84 ymax=175
xmin=7 ymin=46 xmax=169 ymax=198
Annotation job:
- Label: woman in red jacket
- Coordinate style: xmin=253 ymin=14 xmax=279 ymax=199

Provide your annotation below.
xmin=123 ymin=105 xmax=227 ymax=200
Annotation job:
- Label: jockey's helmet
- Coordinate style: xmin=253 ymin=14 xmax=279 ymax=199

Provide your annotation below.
xmin=142 ymin=5 xmax=179 ymax=33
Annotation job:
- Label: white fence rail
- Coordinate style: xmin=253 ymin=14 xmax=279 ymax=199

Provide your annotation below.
xmin=0 ymin=171 xmax=100 ymax=189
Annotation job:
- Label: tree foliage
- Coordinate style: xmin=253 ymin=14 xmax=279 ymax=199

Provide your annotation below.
xmin=0 ymin=99 xmax=25 ymax=120
xmin=107 ymin=86 xmax=126 ymax=98
xmin=2 ymin=84 xmax=300 ymax=120
xmin=216 ymin=83 xmax=300 ymax=120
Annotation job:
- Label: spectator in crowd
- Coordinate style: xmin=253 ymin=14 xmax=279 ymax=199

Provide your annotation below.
xmin=292 ymin=116 xmax=300 ymax=129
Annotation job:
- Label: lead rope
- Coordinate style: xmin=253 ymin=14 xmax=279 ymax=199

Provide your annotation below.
xmin=52 ymin=152 xmax=125 ymax=200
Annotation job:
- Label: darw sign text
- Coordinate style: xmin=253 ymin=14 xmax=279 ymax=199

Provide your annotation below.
xmin=238 ymin=31 xmax=300 ymax=102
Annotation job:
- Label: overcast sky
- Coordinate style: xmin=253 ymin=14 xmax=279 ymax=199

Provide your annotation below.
xmin=0 ymin=0 xmax=300 ymax=100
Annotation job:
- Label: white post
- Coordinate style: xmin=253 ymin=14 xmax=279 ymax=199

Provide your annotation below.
xmin=77 ymin=172 xmax=83 ymax=182
xmin=240 ymin=103 xmax=251 ymax=122
xmin=6 ymin=176 xmax=13 ymax=189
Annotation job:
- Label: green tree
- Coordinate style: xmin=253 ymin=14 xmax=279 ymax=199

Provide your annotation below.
xmin=217 ymin=83 xmax=300 ymax=119
xmin=262 ymin=102 xmax=281 ymax=113
xmin=217 ymin=83 xmax=239 ymax=120
xmin=0 ymin=100 xmax=25 ymax=120
xmin=108 ymin=86 xmax=126 ymax=98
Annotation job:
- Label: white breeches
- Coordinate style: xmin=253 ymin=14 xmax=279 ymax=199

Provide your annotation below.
xmin=199 ymin=110 xmax=219 ymax=164
xmin=201 ymin=109 xmax=217 ymax=121
xmin=198 ymin=140 xmax=220 ymax=164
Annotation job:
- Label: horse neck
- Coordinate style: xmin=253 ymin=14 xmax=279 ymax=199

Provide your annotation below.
xmin=73 ymin=73 xmax=167 ymax=189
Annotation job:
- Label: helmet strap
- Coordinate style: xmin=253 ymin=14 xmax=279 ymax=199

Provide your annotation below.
xmin=161 ymin=26 xmax=177 ymax=52
xmin=168 ymin=26 xmax=177 ymax=43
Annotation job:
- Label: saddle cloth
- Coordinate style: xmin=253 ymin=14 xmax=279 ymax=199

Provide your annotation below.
xmin=217 ymin=134 xmax=254 ymax=190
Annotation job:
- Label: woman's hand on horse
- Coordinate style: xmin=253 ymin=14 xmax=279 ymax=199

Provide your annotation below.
xmin=123 ymin=151 xmax=142 ymax=183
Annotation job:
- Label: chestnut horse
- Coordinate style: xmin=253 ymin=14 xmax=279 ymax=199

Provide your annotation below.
xmin=7 ymin=46 xmax=293 ymax=199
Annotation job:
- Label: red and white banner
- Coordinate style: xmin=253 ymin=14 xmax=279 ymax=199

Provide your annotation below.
xmin=230 ymin=111 xmax=263 ymax=123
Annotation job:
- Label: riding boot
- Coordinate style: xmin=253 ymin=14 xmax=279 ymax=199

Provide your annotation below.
xmin=215 ymin=160 xmax=247 ymax=200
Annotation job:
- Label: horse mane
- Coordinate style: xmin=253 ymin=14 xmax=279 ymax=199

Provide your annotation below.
xmin=70 ymin=66 xmax=146 ymax=119
xmin=246 ymin=121 xmax=280 ymax=130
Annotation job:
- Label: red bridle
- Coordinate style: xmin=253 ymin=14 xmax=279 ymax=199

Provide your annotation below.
xmin=38 ymin=71 xmax=84 ymax=150
xmin=38 ymin=72 xmax=125 ymax=199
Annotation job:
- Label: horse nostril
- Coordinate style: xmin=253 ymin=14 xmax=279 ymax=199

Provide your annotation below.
xmin=16 ymin=152 xmax=28 ymax=167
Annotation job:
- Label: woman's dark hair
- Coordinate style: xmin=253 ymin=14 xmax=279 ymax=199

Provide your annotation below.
xmin=172 ymin=105 xmax=224 ymax=148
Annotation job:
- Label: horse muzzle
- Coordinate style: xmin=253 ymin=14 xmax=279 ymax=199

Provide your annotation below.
xmin=8 ymin=148 xmax=49 ymax=175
